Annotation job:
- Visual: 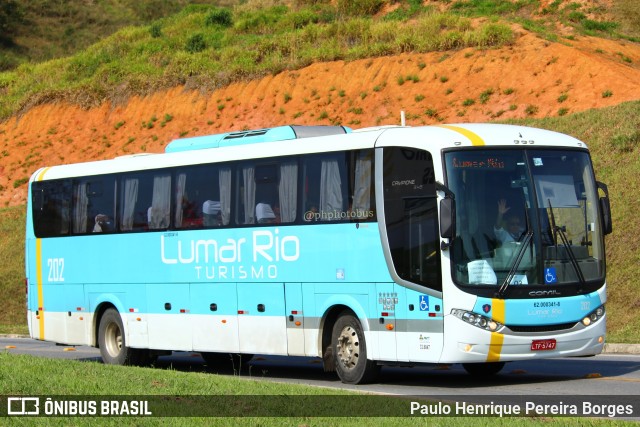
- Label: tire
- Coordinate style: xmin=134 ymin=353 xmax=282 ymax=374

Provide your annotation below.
xmin=462 ymin=362 xmax=506 ymax=376
xmin=98 ymin=308 xmax=151 ymax=366
xmin=331 ymin=312 xmax=380 ymax=384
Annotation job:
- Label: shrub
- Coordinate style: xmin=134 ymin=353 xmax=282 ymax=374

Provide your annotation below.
xmin=205 ymin=8 xmax=233 ymax=27
xmin=185 ymin=34 xmax=206 ymax=53
xmin=479 ymin=88 xmax=494 ymax=104
xmin=149 ymin=23 xmax=162 ymax=38
xmin=336 ymin=0 xmax=384 ymax=17
xmin=13 ymin=178 xmax=27 ymax=188
xmin=611 ymin=131 xmax=640 ymax=153
xmin=525 ymin=104 xmax=539 ymax=115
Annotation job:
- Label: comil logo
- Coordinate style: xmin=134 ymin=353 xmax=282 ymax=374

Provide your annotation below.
xmin=7 ymin=397 xmax=40 ymax=415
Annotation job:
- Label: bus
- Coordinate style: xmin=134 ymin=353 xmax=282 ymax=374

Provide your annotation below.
xmin=25 ymin=123 xmax=612 ymax=384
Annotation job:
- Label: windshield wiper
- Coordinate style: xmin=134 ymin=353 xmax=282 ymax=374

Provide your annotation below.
xmin=496 ymin=230 xmax=533 ymax=298
xmin=547 ymin=199 xmax=586 ymax=289
xmin=496 ymin=206 xmax=533 ymax=299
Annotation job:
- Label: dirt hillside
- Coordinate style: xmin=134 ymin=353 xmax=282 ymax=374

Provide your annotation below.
xmin=1 ymin=28 xmax=639 ymax=207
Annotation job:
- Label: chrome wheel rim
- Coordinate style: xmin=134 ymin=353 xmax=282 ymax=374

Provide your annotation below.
xmin=336 ymin=325 xmax=359 ymax=370
xmin=104 ymin=322 xmax=122 ymax=358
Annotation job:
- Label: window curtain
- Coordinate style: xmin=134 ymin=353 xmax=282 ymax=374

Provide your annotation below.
xmin=219 ymin=167 xmax=231 ymax=226
xmin=121 ymin=178 xmax=139 ymax=231
xmin=242 ymin=166 xmax=255 ymax=224
xmin=279 ymin=161 xmax=297 ymax=223
xmin=150 ymin=174 xmax=171 ymax=229
xmin=174 ymin=173 xmax=187 ymax=227
xmin=352 ymin=152 xmax=372 ymax=213
xmin=320 ymin=157 xmax=342 ymax=218
xmin=73 ymin=182 xmax=88 ymax=233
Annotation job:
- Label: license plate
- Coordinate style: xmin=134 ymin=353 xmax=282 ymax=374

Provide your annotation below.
xmin=531 ymin=339 xmax=556 ymax=351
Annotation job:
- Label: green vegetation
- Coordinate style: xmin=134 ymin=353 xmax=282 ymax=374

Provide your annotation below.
xmin=0 ymin=206 xmax=26 ymax=334
xmin=0 ymin=2 xmax=520 ymax=120
xmin=0 ymin=0 xmax=218 ymax=71
xmin=0 ymin=353 xmax=631 ymax=425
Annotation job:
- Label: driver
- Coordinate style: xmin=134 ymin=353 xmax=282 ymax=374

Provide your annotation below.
xmin=494 ymin=199 xmax=525 ymax=244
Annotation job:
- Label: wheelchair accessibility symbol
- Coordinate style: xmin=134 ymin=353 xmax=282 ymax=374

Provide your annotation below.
xmin=544 ymin=267 xmax=558 ymax=284
xmin=419 ymin=295 xmax=429 ymax=311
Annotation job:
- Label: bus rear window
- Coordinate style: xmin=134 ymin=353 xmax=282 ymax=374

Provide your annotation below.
xmin=32 ymin=180 xmax=71 ymax=237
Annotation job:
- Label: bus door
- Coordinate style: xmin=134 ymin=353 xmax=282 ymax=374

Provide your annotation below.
xmin=381 ymin=146 xmax=444 ymax=362
xmin=237 ymin=283 xmax=287 ymax=355
xmin=284 ymin=283 xmax=305 ymax=356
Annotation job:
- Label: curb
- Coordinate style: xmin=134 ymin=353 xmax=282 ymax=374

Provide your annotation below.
xmin=3 ymin=334 xmax=640 ymax=355
xmin=602 ymin=343 xmax=640 ymax=354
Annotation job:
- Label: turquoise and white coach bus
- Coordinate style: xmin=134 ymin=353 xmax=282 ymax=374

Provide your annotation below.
xmin=26 ymin=123 xmax=612 ymax=384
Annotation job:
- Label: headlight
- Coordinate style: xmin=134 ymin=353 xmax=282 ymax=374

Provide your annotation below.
xmin=582 ymin=305 xmax=605 ymax=326
xmin=451 ymin=309 xmax=503 ymax=332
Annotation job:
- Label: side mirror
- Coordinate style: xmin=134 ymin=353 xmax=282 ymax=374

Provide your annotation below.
xmin=597 ymin=181 xmax=612 ymax=236
xmin=439 ymin=197 xmax=456 ymax=240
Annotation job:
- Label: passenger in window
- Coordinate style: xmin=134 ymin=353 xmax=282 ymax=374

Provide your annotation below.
xmin=203 ymin=200 xmax=222 ymax=227
xmin=181 ymin=196 xmax=199 ymax=227
xmin=256 ymin=203 xmax=276 ymax=224
xmin=272 ymin=205 xmax=281 ymax=223
xmin=93 ymin=214 xmax=112 ymax=233
xmin=494 ymin=199 xmax=525 ymax=244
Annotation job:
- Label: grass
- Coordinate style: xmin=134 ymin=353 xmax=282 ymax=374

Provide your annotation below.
xmin=0 ymin=4 xmax=518 ymax=120
xmin=0 ymin=0 xmax=215 ymax=71
xmin=0 ymin=353 xmax=632 ymax=425
xmin=0 ymin=206 xmax=26 ymax=335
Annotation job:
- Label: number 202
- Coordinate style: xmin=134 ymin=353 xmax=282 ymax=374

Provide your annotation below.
xmin=47 ymin=258 xmax=65 ymax=282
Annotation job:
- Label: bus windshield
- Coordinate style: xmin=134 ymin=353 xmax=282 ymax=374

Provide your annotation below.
xmin=444 ymin=149 xmax=605 ymax=293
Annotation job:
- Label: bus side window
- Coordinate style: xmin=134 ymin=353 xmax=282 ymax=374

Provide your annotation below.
xmin=120 ymin=171 xmax=169 ymax=231
xmin=174 ymin=164 xmax=231 ymax=228
xmin=237 ymin=159 xmax=297 ymax=225
xmin=383 ymin=147 xmax=441 ymax=291
xmin=32 ymin=180 xmax=71 ymax=237
xmin=349 ymin=150 xmax=375 ymax=222
xmin=303 ymin=153 xmax=347 ymax=221
xmin=73 ymin=177 xmax=115 ymax=234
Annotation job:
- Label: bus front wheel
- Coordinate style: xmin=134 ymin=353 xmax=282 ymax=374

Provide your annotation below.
xmin=331 ymin=312 xmax=380 ymax=384
xmin=98 ymin=308 xmax=150 ymax=366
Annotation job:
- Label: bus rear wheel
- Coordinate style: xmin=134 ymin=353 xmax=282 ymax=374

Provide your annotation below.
xmin=98 ymin=308 xmax=151 ymax=366
xmin=462 ymin=362 xmax=505 ymax=376
xmin=331 ymin=312 xmax=380 ymax=384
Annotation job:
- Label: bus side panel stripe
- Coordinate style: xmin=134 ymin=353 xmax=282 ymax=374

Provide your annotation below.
xmin=436 ymin=125 xmax=485 ymax=146
xmin=486 ymin=298 xmax=505 ymax=362
xmin=487 ymin=332 xmax=504 ymax=362
xmin=34 ymin=167 xmax=50 ymax=340
xmin=36 ymin=167 xmax=50 ymax=181
xmin=36 ymin=238 xmax=44 ymax=340
xmin=491 ymin=298 xmax=505 ymax=324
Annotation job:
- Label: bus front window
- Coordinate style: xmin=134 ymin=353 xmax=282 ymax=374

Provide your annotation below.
xmin=444 ymin=149 xmax=605 ymax=293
